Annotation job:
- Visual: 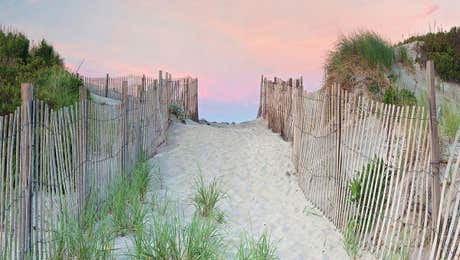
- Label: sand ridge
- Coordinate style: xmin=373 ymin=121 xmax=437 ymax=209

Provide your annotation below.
xmin=148 ymin=119 xmax=350 ymax=259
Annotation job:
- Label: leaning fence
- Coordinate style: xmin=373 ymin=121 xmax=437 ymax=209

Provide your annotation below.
xmin=0 ymin=71 xmax=198 ymax=258
xmin=258 ymin=73 xmax=460 ymax=259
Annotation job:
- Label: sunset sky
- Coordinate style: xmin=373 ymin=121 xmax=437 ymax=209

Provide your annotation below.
xmin=1 ymin=0 xmax=459 ymax=122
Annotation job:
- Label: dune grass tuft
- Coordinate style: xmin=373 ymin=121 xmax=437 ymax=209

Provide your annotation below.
xmin=327 ymin=31 xmax=395 ymax=72
xmin=192 ymin=175 xmax=226 ymax=223
xmin=236 ymin=231 xmax=279 ymax=260
xmin=440 ymin=101 xmax=460 ymax=139
xmin=343 ymin=219 xmax=359 ymax=259
xmin=133 ymin=199 xmax=224 ymax=259
xmin=51 ymin=200 xmax=113 ymax=259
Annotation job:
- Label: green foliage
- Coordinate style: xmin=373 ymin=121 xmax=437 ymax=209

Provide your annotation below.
xmin=367 ymin=82 xmax=380 ymax=96
xmin=236 ymin=231 xmax=279 ymax=260
xmin=383 ymin=87 xmax=398 ymax=105
xmin=0 ymin=28 xmax=80 ymax=115
xmin=134 ymin=204 xmax=223 ymax=259
xmin=168 ymin=103 xmax=187 ymax=121
xmin=402 ymin=27 xmax=460 ymax=82
xmin=329 ymin=31 xmax=395 ymax=70
xmin=439 ymin=101 xmax=460 ymax=139
xmin=348 ymin=158 xmax=388 ymax=233
xmin=383 ymin=87 xmax=417 ymax=106
xmin=32 ymin=66 xmax=80 ymax=109
xmin=132 ymin=158 xmax=150 ymax=202
xmin=105 ymin=174 xmax=146 ymax=236
xmin=395 ymin=46 xmax=414 ymax=70
xmin=343 ymin=219 xmax=359 ymax=258
xmin=183 ymin=216 xmax=223 ymax=259
xmin=192 ymin=175 xmax=226 ymax=223
xmin=51 ymin=199 xmax=113 ymax=259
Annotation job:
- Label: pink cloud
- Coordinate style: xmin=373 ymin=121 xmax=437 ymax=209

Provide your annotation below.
xmin=423 ymin=3 xmax=439 ymax=16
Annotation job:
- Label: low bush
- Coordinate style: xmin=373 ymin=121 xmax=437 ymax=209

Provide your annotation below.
xmin=383 ymin=87 xmax=417 ymax=106
xmin=0 ymin=29 xmax=81 ymax=115
xmin=168 ymin=103 xmax=187 ymax=121
xmin=348 ymin=158 xmax=389 ymax=234
xmin=402 ymin=27 xmax=460 ymax=82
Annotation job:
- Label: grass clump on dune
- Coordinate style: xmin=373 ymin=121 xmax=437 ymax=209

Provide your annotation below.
xmin=326 ymin=31 xmax=395 ymax=77
xmin=236 ymin=231 xmax=279 ymax=260
xmin=192 ymin=175 xmax=226 ymax=223
xmin=440 ymin=101 xmax=460 ymax=140
xmin=133 ymin=200 xmax=224 ymax=259
xmin=104 ymin=159 xmax=150 ymax=236
xmin=51 ymin=200 xmax=113 ymax=259
xmin=325 ymin=31 xmax=397 ymax=95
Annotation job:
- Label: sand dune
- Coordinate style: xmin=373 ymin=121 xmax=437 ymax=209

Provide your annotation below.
xmin=144 ymin=119 xmax=350 ymax=259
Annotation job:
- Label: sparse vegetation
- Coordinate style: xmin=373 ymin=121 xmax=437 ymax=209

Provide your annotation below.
xmin=236 ymin=231 xmax=279 ymax=260
xmin=439 ymin=101 xmax=460 ymax=139
xmin=168 ymin=103 xmax=187 ymax=121
xmin=192 ymin=175 xmax=226 ymax=223
xmin=395 ymin=46 xmax=414 ymax=70
xmin=348 ymin=158 xmax=388 ymax=234
xmin=51 ymin=199 xmax=113 ymax=259
xmin=343 ymin=219 xmax=359 ymax=259
xmin=134 ymin=202 xmax=224 ymax=259
xmin=105 ymin=160 xmax=149 ymax=236
xmin=383 ymin=87 xmax=417 ymax=106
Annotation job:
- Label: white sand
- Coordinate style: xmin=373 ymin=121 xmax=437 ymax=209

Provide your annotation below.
xmin=143 ymin=119 xmax=351 ymax=259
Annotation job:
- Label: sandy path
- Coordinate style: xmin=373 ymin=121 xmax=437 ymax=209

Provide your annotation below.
xmin=148 ymin=119 xmax=350 ymax=259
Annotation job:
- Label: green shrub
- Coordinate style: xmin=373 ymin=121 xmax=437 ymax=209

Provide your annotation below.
xmin=32 ymin=66 xmax=80 ymax=109
xmin=0 ymin=28 xmax=79 ymax=115
xmin=236 ymin=231 xmax=279 ymax=260
xmin=383 ymin=87 xmax=398 ymax=105
xmin=348 ymin=158 xmax=389 ymax=233
xmin=402 ymin=27 xmax=460 ymax=82
xmin=383 ymin=87 xmax=416 ymax=106
xmin=367 ymin=82 xmax=380 ymax=96
xmin=168 ymin=103 xmax=187 ymax=121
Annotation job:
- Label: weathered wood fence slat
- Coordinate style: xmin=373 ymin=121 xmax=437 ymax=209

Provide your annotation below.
xmin=258 ymin=74 xmax=460 ymax=259
xmin=0 ymin=71 xmax=198 ymax=258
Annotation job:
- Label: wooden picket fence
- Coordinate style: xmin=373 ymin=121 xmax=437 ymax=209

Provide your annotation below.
xmin=83 ymin=72 xmax=198 ymax=121
xmin=258 ymin=72 xmax=460 ymax=259
xmin=0 ymin=71 xmax=198 ymax=258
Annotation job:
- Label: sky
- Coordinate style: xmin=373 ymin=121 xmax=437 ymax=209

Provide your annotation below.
xmin=1 ymin=0 xmax=459 ymax=122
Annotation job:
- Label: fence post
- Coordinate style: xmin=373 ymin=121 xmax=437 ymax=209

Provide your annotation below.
xmin=78 ymin=86 xmax=87 ymax=214
xmin=20 ymin=83 xmax=33 ymax=258
xmin=121 ymin=80 xmax=128 ymax=176
xmin=258 ymin=75 xmax=264 ymax=118
xmin=137 ymin=81 xmax=144 ymax=158
xmin=105 ymin=73 xmax=109 ymax=97
xmin=427 ymin=60 xmax=441 ymax=232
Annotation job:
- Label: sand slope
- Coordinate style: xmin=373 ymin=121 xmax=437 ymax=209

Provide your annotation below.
xmin=148 ymin=119 xmax=350 ymax=259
